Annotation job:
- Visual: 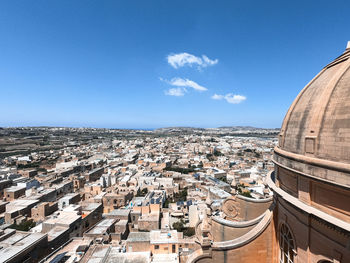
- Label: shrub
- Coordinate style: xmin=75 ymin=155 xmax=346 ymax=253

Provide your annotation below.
xmin=183 ymin=227 xmax=195 ymax=237
xmin=10 ymin=220 xmax=36 ymax=231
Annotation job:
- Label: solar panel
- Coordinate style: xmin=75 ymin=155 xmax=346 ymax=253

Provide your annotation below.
xmin=49 ymin=252 xmax=67 ymax=263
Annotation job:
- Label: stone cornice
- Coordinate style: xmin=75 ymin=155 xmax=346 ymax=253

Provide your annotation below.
xmin=274 ymin=146 xmax=350 ymax=174
xmin=267 ymin=170 xmax=350 ymax=233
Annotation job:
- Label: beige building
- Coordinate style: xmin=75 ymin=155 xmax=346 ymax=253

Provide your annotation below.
xmin=270 ymin=41 xmax=350 ymax=263
xmin=84 ymin=183 xmax=103 ymax=198
xmin=150 ymin=230 xmax=179 ymax=255
xmin=126 ymin=232 xmax=151 ymax=252
xmin=31 ymin=201 xmax=58 ymax=222
xmin=102 ymin=190 xmax=133 ymax=213
xmin=4 ymin=186 xmax=26 ymax=201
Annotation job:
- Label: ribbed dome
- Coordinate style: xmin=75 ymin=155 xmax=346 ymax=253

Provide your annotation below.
xmin=274 ymin=43 xmax=350 ymax=187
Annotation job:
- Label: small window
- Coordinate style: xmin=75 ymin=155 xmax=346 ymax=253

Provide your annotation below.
xmin=155 ymin=245 xmax=159 ymax=249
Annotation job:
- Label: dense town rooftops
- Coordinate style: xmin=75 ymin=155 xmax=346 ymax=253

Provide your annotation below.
xmin=0 ymin=125 xmax=276 ymax=262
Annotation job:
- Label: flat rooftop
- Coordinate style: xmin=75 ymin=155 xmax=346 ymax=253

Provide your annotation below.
xmin=152 ymin=253 xmax=178 ymax=263
xmin=127 ymin=232 xmax=150 ymax=243
xmin=6 ymin=199 xmax=39 ymax=208
xmin=44 ymin=211 xmax=81 ymax=225
xmin=82 ymin=245 xmax=150 ymax=263
xmin=106 ymin=208 xmax=130 ymax=217
xmin=116 ymin=219 xmax=128 ymax=226
xmin=82 ymin=202 xmax=101 ymax=212
xmin=4 ymin=186 xmax=26 ymax=192
xmin=106 ymin=250 xmax=150 ymax=263
xmin=0 ymin=231 xmax=47 ymax=262
xmin=150 ymin=230 xmax=178 ymax=244
xmin=96 ymin=218 xmax=116 ymax=227
xmin=86 ymin=219 xmax=116 ymax=235
xmin=47 ymin=226 xmax=69 ymax=241
xmin=45 ymin=238 xmax=92 ymax=263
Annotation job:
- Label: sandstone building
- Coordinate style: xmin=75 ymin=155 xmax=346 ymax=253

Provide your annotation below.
xmin=190 ymin=42 xmax=350 ymax=263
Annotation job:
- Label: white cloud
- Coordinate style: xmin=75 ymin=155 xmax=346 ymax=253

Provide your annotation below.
xmin=165 ymin=87 xmax=187 ymax=96
xmin=167 ymin=52 xmax=218 ymax=69
xmin=211 ymin=93 xmax=246 ymax=104
xmin=225 ymin=94 xmax=246 ymax=104
xmin=202 ymin=55 xmax=218 ymax=66
xmin=162 ymin=77 xmax=207 ymax=92
xmin=211 ymin=94 xmax=224 ymax=100
xmin=169 ymin=77 xmax=207 ymax=91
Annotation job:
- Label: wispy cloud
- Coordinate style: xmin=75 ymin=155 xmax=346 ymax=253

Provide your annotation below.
xmin=225 ymin=94 xmax=246 ymax=104
xmin=169 ymin=78 xmax=207 ymax=91
xmin=161 ymin=77 xmax=207 ymax=92
xmin=165 ymin=87 xmax=187 ymax=96
xmin=211 ymin=93 xmax=246 ymax=104
xmin=167 ymin=52 xmax=218 ymax=69
xmin=211 ymin=94 xmax=224 ymax=100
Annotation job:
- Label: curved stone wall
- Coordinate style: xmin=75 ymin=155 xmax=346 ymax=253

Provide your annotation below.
xmin=189 ymin=207 xmax=275 ymax=263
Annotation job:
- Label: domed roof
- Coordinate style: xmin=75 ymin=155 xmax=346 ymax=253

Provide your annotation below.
xmin=275 ymin=42 xmax=350 ymax=187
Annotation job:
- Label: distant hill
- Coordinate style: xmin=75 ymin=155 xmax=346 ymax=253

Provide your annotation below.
xmin=155 ymin=126 xmax=278 ymax=131
xmin=154 ymin=126 xmax=280 ymax=135
xmin=216 ymin=126 xmax=280 ymax=131
xmin=154 ymin=127 xmax=205 ymax=132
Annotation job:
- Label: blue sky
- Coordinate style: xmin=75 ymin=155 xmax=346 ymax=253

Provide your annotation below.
xmin=1 ymin=0 xmax=350 ymax=129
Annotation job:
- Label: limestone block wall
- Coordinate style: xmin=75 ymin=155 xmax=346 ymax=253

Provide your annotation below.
xmin=210 ymin=217 xmax=256 ymax=242
xmin=274 ymin=194 xmax=350 ymax=263
xmin=194 ymin=217 xmax=275 ymax=263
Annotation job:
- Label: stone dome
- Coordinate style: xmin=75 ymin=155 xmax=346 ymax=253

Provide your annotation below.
xmin=274 ymin=42 xmax=350 ymax=187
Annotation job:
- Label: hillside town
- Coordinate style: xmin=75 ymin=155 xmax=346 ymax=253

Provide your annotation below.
xmin=0 ymin=127 xmax=276 ymax=263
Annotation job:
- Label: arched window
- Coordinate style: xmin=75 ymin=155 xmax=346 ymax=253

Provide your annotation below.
xmin=279 ymin=223 xmax=295 ymax=263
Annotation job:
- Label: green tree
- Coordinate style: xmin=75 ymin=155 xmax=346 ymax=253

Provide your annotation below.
xmin=241 ymin=191 xmax=253 ymax=198
xmin=136 ymin=188 xmax=148 ymax=197
xmin=10 ymin=220 xmax=36 ymax=231
xmin=172 ymin=220 xmax=185 ymax=232
xmin=163 ymin=198 xmax=170 ymax=208
xmin=183 ymin=227 xmax=195 ymax=237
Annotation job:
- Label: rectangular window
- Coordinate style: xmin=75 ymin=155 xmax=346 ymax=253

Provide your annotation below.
xmin=155 ymin=245 xmax=159 ymax=249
